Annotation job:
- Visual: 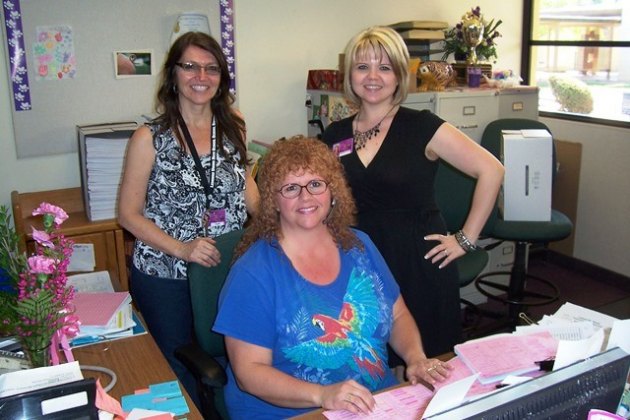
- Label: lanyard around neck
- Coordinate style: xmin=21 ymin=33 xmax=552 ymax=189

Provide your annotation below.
xmin=177 ymin=114 xmax=217 ymax=209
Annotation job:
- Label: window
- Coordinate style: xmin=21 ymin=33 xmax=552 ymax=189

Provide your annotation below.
xmin=522 ymin=0 xmax=630 ymax=127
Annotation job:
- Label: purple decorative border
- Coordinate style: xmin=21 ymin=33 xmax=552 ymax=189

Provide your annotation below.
xmin=219 ymin=0 xmax=236 ymax=95
xmin=2 ymin=0 xmax=31 ymax=111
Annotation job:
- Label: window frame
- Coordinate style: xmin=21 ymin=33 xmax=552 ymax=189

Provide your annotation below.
xmin=521 ymin=0 xmax=630 ymax=128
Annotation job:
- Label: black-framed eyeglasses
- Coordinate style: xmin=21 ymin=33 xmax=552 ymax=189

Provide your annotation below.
xmin=175 ymin=62 xmax=221 ymax=76
xmin=277 ymin=179 xmax=329 ymax=199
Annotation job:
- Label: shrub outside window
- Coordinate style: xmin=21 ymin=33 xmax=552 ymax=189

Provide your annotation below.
xmin=523 ymin=0 xmax=630 ymax=127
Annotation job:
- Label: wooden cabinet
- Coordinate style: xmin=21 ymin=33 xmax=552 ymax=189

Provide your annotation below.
xmin=11 ymin=187 xmax=130 ymax=291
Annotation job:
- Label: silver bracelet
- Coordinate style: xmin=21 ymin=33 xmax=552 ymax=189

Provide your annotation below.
xmin=454 ymin=230 xmax=478 ymax=252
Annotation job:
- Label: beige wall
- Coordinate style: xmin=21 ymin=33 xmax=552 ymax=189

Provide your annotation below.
xmin=2 ymin=1 xmax=629 ymax=277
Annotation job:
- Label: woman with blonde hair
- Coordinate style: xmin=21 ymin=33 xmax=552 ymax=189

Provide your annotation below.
xmin=323 ymin=26 xmax=504 ymax=361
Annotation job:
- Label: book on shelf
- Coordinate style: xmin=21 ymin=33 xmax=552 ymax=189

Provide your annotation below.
xmin=397 ymin=28 xmax=445 ymax=41
xmin=389 ymin=20 xmax=448 ymax=31
xmin=77 ymin=122 xmax=137 ymax=221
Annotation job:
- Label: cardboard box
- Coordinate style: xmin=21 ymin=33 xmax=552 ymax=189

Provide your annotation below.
xmin=500 ymin=129 xmax=553 ymax=221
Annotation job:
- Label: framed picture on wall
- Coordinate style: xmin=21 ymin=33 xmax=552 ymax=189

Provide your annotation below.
xmin=114 ymin=50 xmax=153 ymax=78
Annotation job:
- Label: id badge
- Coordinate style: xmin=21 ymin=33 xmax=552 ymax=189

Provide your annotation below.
xmin=332 ymin=138 xmax=353 ymax=157
xmin=203 ymin=208 xmax=226 ymax=233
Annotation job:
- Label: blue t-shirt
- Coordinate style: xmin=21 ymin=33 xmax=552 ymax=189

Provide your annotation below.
xmin=213 ymin=229 xmax=400 ymax=419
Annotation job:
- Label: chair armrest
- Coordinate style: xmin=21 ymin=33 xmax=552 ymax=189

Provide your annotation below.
xmin=174 ymin=342 xmax=227 ymax=388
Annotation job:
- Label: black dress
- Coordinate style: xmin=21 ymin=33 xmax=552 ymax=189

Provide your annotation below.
xmin=323 ymin=107 xmax=462 ymax=360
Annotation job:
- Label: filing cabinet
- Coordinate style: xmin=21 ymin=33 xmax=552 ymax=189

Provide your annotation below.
xmin=306 ymin=86 xmax=539 ymax=141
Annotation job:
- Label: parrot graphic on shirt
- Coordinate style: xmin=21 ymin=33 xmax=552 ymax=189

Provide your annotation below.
xmin=283 ymin=268 xmax=387 ymax=388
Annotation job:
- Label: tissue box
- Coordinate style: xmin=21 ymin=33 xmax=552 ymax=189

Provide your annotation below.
xmin=500 ymin=129 xmax=553 ymax=221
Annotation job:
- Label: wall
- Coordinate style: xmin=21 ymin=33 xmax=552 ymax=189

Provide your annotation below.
xmin=2 ymin=0 xmax=629 ymax=278
xmin=541 ymin=118 xmax=630 ymax=278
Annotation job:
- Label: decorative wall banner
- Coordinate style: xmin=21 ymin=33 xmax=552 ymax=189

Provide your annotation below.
xmin=219 ymin=0 xmax=236 ymax=94
xmin=2 ymin=0 xmax=32 ymax=111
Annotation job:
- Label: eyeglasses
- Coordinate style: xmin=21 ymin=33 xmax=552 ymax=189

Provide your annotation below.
xmin=175 ymin=62 xmax=221 ymax=76
xmin=277 ymin=179 xmax=329 ymax=199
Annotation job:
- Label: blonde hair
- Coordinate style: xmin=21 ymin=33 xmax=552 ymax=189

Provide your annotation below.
xmin=234 ymin=136 xmax=361 ymax=259
xmin=343 ymin=26 xmax=410 ymax=106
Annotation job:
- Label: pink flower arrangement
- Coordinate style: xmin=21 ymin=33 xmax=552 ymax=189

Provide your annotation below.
xmin=0 ymin=202 xmax=79 ymax=366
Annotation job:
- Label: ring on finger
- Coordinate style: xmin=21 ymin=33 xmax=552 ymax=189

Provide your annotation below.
xmin=444 ymin=250 xmax=449 ymax=256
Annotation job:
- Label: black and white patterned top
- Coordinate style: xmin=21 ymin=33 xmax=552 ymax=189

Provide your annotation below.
xmin=132 ymin=123 xmax=248 ymax=279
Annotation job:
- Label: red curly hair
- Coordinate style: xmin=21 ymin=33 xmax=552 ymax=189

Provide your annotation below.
xmin=234 ymin=136 xmax=361 ymax=259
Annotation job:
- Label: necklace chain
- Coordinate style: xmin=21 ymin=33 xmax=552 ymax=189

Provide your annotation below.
xmin=352 ymin=106 xmax=396 ymax=151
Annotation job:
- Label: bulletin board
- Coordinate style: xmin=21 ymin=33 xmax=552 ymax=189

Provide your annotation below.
xmin=1 ymin=0 xmax=235 ymax=158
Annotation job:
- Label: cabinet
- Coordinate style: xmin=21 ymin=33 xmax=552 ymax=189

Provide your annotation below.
xmin=11 ymin=187 xmax=130 ymax=291
xmin=306 ymin=86 xmax=539 ymax=142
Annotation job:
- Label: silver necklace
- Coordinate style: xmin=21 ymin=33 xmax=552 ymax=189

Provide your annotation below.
xmin=352 ymin=106 xmax=396 ymax=150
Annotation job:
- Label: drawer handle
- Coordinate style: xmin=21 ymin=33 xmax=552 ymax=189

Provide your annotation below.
xmin=458 ymin=124 xmax=478 ymax=130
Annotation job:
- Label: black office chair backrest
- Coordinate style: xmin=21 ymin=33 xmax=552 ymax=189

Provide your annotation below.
xmin=187 ymin=229 xmax=244 ymax=358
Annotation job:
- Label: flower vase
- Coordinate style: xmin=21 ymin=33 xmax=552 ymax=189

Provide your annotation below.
xmin=23 ymin=341 xmax=52 ymax=368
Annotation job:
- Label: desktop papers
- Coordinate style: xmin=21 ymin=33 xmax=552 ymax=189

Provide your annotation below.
xmin=0 ymin=361 xmax=83 ymax=398
xmin=71 ymin=291 xmax=136 ymax=346
xmin=454 ymin=331 xmax=558 ymax=384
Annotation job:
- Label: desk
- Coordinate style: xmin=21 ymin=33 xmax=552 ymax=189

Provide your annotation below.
xmin=73 ymin=334 xmax=202 ymax=419
xmin=293 ymin=353 xmax=454 ymax=420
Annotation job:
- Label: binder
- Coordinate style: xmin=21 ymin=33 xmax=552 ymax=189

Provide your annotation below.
xmin=77 ymin=122 xmax=138 ymax=221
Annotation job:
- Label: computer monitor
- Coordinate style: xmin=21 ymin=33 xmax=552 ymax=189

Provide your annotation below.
xmin=426 ymin=347 xmax=630 ymax=419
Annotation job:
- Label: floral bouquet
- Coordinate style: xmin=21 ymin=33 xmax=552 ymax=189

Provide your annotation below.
xmin=441 ymin=6 xmax=502 ymax=63
xmin=0 ymin=202 xmax=79 ymax=367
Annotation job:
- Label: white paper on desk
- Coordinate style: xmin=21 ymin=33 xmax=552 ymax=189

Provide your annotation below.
xmin=553 ymin=328 xmax=605 ymax=370
xmin=514 ymin=321 xmax=595 ymax=341
xmin=553 ymin=302 xmax=618 ymax=330
xmin=68 ymin=243 xmax=96 ymax=272
xmin=126 ymin=408 xmax=174 ymax=419
xmin=606 ymin=319 xmax=630 ymax=353
xmin=422 ymin=374 xmax=478 ymax=419
xmin=67 ymin=271 xmax=115 ymax=293
xmin=0 ymin=361 xmax=83 ymax=397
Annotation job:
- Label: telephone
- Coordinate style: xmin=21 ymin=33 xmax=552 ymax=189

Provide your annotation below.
xmin=0 ymin=349 xmax=31 ymax=374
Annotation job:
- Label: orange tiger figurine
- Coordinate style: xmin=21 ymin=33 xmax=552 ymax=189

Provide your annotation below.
xmin=417 ymin=61 xmax=457 ymax=91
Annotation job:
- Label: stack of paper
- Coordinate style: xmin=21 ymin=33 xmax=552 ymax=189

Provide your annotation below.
xmin=77 ymin=122 xmax=137 ymax=221
xmin=72 ymin=291 xmax=136 ymax=343
xmin=454 ymin=331 xmax=558 ymax=384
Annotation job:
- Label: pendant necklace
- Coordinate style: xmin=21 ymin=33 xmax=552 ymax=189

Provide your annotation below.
xmin=352 ymin=106 xmax=396 ymax=150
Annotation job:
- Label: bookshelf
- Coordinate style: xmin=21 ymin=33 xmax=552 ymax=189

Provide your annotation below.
xmin=11 ymin=188 xmax=131 ymax=291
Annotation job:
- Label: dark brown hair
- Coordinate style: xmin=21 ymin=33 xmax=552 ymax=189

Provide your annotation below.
xmin=153 ymin=32 xmax=246 ymax=165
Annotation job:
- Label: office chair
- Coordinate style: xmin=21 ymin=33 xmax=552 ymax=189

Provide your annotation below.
xmin=434 ymin=160 xmax=493 ymax=333
xmin=475 ymin=118 xmax=573 ymax=327
xmin=174 ymin=229 xmax=244 ymax=420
